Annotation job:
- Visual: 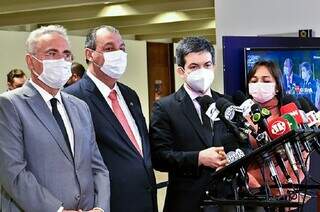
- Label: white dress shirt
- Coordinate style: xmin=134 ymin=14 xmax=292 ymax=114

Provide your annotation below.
xmin=86 ymin=71 xmax=143 ymax=150
xmin=30 ymin=80 xmax=75 ymax=156
xmin=183 ymin=83 xmax=212 ymax=123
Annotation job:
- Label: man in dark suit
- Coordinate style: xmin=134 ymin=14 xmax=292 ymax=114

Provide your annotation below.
xmin=282 ymin=58 xmax=303 ymax=93
xmin=65 ymin=25 xmax=157 ymax=212
xmin=300 ymin=61 xmax=317 ymax=103
xmin=0 ymin=25 xmax=110 ymax=212
xmin=149 ymin=37 xmax=233 ymax=212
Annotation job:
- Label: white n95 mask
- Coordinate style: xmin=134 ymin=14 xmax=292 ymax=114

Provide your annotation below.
xmin=100 ymin=50 xmax=127 ymax=79
xmin=33 ymin=57 xmax=72 ymax=89
xmin=248 ymin=82 xmax=276 ymax=103
xmin=186 ymin=68 xmax=214 ymax=93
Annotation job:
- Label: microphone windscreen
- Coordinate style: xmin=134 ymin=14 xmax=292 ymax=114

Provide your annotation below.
xmin=282 ymin=94 xmax=302 ymax=109
xmin=196 ymin=95 xmax=214 ymax=112
xmin=216 ymin=97 xmax=233 ymax=114
xmin=298 ymin=97 xmax=313 ymax=113
xmin=303 ymin=96 xmax=318 ymax=112
xmin=233 ymin=90 xmax=248 ymax=106
xmin=250 ymin=103 xmax=261 ymax=114
xmin=221 ymin=134 xmax=239 ymax=152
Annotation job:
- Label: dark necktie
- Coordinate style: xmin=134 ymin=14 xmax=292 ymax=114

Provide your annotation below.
xmin=50 ymin=98 xmax=72 ymax=155
xmin=196 ymin=96 xmax=212 ymax=130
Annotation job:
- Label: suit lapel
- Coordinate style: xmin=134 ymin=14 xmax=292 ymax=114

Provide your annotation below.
xmin=24 ymin=82 xmax=73 ymax=163
xmin=177 ymin=87 xmax=212 ymax=147
xmin=61 ymin=93 xmax=80 ymax=165
xmin=83 ymin=76 xmax=143 ymax=157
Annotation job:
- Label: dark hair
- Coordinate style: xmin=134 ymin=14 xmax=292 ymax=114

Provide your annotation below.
xmin=85 ymin=25 xmax=119 ymax=64
xmin=300 ymin=61 xmax=312 ymax=73
xmin=71 ymin=62 xmax=85 ymax=77
xmin=175 ymin=36 xmax=215 ymax=68
xmin=247 ymin=60 xmax=284 ymax=104
xmin=7 ymin=69 xmax=26 ymax=83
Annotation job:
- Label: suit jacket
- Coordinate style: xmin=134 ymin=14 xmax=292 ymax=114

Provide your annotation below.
xmin=282 ymin=73 xmax=303 ymax=91
xmin=0 ymin=82 xmax=110 ymax=212
xmin=149 ymin=86 xmax=238 ymax=212
xmin=64 ymin=74 xmax=157 ymax=212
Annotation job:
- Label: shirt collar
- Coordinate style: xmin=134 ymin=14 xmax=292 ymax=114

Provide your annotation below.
xmin=30 ymin=79 xmax=62 ymax=103
xmin=86 ymin=70 xmax=120 ymax=99
xmin=183 ymin=83 xmax=212 ymax=101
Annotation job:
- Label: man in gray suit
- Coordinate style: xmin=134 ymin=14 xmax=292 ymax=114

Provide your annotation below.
xmin=0 ymin=25 xmax=110 ymax=212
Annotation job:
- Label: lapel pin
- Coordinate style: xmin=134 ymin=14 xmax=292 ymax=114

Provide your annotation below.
xmin=130 ymin=102 xmax=134 ymax=106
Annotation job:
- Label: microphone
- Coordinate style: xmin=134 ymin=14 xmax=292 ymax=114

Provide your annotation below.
xmin=222 ymin=134 xmax=250 ymax=192
xmin=233 ymin=90 xmax=255 ymax=117
xmin=298 ymin=97 xmax=320 ymax=152
xmin=247 ymin=104 xmax=286 ymax=193
xmin=281 ymin=95 xmax=312 ymax=152
xmin=195 ymin=95 xmax=218 ymax=126
xmin=298 ymin=97 xmax=319 ymax=127
xmin=215 ymin=97 xmax=251 ymax=143
xmin=280 ymin=95 xmax=309 ymax=173
xmin=267 ymin=115 xmax=299 ymax=180
xmin=250 ymin=103 xmax=271 ymax=145
xmin=301 ymin=96 xmax=318 ymax=112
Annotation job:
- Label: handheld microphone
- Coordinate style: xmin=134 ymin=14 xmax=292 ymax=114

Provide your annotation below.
xmin=300 ymin=96 xmax=318 ymax=112
xmin=280 ymin=95 xmax=309 ymax=173
xmin=250 ymin=104 xmax=271 ymax=133
xmin=233 ymin=90 xmax=255 ymax=117
xmin=267 ymin=115 xmax=299 ymax=180
xmin=250 ymin=103 xmax=271 ymax=146
xmin=306 ymin=111 xmax=318 ymax=127
xmin=282 ymin=113 xmax=308 ymax=175
xmin=215 ymin=97 xmax=250 ymax=143
xmin=248 ymin=104 xmax=285 ymax=193
xmin=298 ymin=96 xmax=320 ymax=152
xmin=298 ymin=97 xmax=319 ymax=127
xmin=281 ymin=95 xmax=312 ymax=151
xmin=222 ymin=134 xmax=250 ymax=192
xmin=280 ymin=103 xmax=303 ymax=124
xmin=195 ymin=95 xmax=217 ymax=128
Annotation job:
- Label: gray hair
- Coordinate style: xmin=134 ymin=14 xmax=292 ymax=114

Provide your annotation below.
xmin=26 ymin=25 xmax=70 ymax=54
xmin=85 ymin=25 xmax=120 ymax=64
xmin=85 ymin=25 xmax=120 ymax=50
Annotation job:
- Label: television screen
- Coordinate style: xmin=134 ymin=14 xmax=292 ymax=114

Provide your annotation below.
xmin=244 ymin=47 xmax=320 ymax=110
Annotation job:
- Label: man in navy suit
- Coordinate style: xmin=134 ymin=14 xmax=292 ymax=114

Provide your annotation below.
xmin=64 ymin=25 xmax=157 ymax=212
xmin=282 ymin=58 xmax=303 ymax=93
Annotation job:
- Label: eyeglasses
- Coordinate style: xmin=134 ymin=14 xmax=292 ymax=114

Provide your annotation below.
xmin=39 ymin=50 xmax=73 ymax=61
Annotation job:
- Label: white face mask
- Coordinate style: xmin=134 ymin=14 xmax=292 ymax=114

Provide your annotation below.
xmin=185 ymin=68 xmax=214 ymax=93
xmin=97 ymin=50 xmax=127 ymax=79
xmin=248 ymin=82 xmax=276 ymax=103
xmin=32 ymin=57 xmax=72 ymax=89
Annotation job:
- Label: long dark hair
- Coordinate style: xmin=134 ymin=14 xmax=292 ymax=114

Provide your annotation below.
xmin=247 ymin=60 xmax=284 ymax=105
